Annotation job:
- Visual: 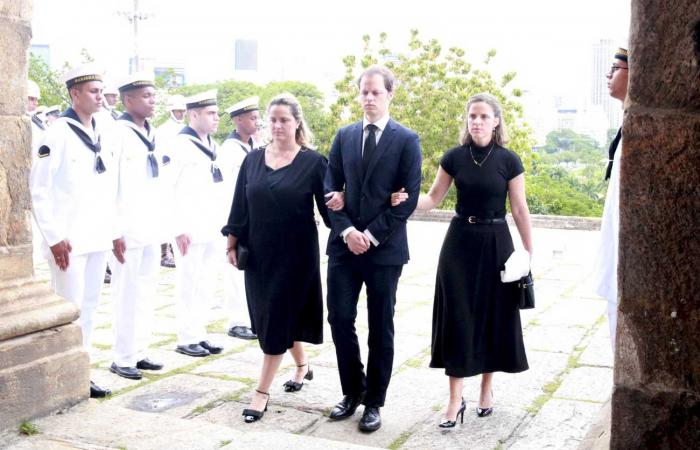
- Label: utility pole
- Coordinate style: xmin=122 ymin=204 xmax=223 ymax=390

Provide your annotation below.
xmin=118 ymin=0 xmax=151 ymax=73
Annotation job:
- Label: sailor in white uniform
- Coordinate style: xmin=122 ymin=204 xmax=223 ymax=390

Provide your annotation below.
xmin=218 ymin=96 xmax=261 ymax=341
xmin=155 ymin=94 xmax=187 ymax=268
xmin=30 ymin=64 xmax=118 ymax=398
xmin=593 ymin=47 xmax=629 ymax=350
xmin=170 ymin=90 xmax=225 ymax=357
xmin=108 ymin=73 xmax=167 ymax=380
xmin=44 ymin=105 xmax=62 ymax=126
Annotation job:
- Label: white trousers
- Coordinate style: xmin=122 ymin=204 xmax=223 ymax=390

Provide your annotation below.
xmin=48 ymin=250 xmax=109 ymax=350
xmin=175 ymin=241 xmax=218 ymax=345
xmin=222 ymin=252 xmax=250 ymax=328
xmin=110 ymin=244 xmax=159 ymax=367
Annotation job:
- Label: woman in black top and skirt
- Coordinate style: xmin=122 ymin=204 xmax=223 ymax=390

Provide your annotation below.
xmin=222 ymin=94 xmax=343 ymax=423
xmin=393 ymin=93 xmax=533 ymax=427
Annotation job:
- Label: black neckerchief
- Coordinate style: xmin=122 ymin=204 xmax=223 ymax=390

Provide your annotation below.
xmin=179 ymin=126 xmax=223 ymax=182
xmin=31 ymin=113 xmax=46 ymax=130
xmin=119 ymin=112 xmax=159 ymax=177
xmin=605 ymin=127 xmax=622 ymax=181
xmin=61 ymin=107 xmax=105 ymax=173
xmin=227 ymin=130 xmax=253 ymax=153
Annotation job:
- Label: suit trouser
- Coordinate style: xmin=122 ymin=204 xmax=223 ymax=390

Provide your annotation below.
xmin=48 ymin=250 xmax=110 ymax=350
xmin=175 ymin=240 xmax=218 ymax=345
xmin=110 ymin=244 xmax=159 ymax=367
xmin=327 ymin=256 xmax=403 ymax=408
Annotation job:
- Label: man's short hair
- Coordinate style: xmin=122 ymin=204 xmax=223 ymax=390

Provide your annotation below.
xmin=357 ymin=65 xmax=396 ymax=92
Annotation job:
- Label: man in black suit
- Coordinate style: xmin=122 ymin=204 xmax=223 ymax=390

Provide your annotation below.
xmin=325 ymin=65 xmax=422 ymax=432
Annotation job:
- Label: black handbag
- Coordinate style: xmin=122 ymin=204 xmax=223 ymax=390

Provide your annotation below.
xmin=517 ymin=272 xmax=535 ymax=309
xmin=236 ymin=242 xmax=249 ymax=271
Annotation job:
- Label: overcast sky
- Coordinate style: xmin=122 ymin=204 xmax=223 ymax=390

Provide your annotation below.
xmin=31 ymin=0 xmax=631 ymax=100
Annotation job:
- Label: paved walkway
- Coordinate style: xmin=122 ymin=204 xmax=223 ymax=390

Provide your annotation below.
xmin=1 ymin=221 xmax=613 ymax=450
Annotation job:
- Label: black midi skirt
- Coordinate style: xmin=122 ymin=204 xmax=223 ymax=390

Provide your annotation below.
xmin=429 ymin=217 xmax=529 ymax=377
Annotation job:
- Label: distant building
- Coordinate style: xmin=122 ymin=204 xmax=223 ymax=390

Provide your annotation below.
xmin=591 ymin=39 xmax=622 ymax=130
xmin=30 ymin=44 xmax=50 ymax=65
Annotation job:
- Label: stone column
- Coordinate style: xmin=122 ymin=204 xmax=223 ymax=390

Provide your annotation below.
xmin=614 ymin=0 xmax=700 ymax=448
xmin=0 ymin=0 xmax=89 ymax=430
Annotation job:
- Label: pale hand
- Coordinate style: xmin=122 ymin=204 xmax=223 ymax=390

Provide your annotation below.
xmin=325 ymin=191 xmax=345 ymax=211
xmin=346 ymin=230 xmax=370 ymax=255
xmin=175 ymin=234 xmax=191 ymax=257
xmin=227 ymin=247 xmax=238 ymax=267
xmin=391 ymin=188 xmax=408 ymax=206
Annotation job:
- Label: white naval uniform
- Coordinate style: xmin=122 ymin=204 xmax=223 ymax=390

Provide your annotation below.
xmin=30 ymin=112 xmax=118 ymax=349
xmin=29 ymin=113 xmax=47 ymax=263
xmin=593 ymin=137 xmax=623 ymax=349
xmin=155 ymin=117 xmax=185 ymax=144
xmin=110 ymin=117 xmax=169 ymax=367
xmin=218 ymin=133 xmax=254 ymax=329
xmin=170 ymin=129 xmax=230 ymax=345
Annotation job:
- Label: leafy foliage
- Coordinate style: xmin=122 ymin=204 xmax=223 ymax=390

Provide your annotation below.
xmin=328 ymin=30 xmax=535 ymax=208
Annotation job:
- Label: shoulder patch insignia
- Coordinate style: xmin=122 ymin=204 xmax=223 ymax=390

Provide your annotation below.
xmin=38 ymin=145 xmax=51 ymax=158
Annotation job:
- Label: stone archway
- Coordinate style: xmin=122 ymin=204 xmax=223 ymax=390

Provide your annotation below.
xmin=0 ymin=0 xmax=89 ymax=430
xmin=613 ymin=0 xmax=700 ymax=447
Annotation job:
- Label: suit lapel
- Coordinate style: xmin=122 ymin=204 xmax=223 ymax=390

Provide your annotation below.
xmin=362 ymin=119 xmax=397 ymax=188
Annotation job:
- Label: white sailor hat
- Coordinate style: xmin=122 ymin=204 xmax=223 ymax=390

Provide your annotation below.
xmin=62 ymin=64 xmax=104 ymax=89
xmin=44 ymin=105 xmax=61 ymax=115
xmin=185 ymin=89 xmax=218 ymax=109
xmin=103 ymin=84 xmax=119 ymax=95
xmin=225 ymin=96 xmax=260 ymax=117
xmin=167 ymin=94 xmax=186 ymax=111
xmin=27 ymin=80 xmax=40 ymax=99
xmin=117 ymin=71 xmax=155 ymax=93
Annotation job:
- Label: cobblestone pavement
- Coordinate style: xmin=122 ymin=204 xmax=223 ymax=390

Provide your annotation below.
xmin=1 ymin=220 xmax=612 ymax=450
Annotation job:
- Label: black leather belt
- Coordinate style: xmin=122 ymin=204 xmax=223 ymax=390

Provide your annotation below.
xmin=456 ymin=215 xmax=507 ymax=225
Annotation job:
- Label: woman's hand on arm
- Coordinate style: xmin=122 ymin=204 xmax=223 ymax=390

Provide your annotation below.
xmin=391 ymin=166 xmax=453 ymax=211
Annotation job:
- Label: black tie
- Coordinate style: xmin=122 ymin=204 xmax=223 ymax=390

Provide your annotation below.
xmin=362 ymin=124 xmax=377 ymax=174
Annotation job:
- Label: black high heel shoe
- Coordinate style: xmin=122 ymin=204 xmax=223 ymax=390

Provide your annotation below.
xmin=476 ymin=389 xmax=494 ymax=417
xmin=439 ymin=398 xmax=466 ymax=428
xmin=283 ymin=363 xmax=314 ymax=392
xmin=242 ymin=389 xmax=269 ymax=423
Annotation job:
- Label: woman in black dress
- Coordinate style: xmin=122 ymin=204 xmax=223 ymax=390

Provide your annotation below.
xmin=222 ymin=94 xmax=342 ymax=423
xmin=393 ymin=93 xmax=533 ymax=426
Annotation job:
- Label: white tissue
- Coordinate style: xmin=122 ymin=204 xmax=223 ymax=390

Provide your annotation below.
xmin=500 ymin=250 xmax=531 ymax=283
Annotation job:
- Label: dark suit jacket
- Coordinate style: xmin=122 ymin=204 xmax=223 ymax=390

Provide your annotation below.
xmin=325 ymin=118 xmax=422 ymax=265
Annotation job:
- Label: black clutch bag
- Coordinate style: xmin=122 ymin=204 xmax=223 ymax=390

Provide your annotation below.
xmin=236 ymin=242 xmax=249 ymax=271
xmin=517 ymin=272 xmax=535 ymax=309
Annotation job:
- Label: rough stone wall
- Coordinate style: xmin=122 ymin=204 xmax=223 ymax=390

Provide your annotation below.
xmin=613 ymin=0 xmax=700 ymax=448
xmin=0 ymin=0 xmax=32 ymax=255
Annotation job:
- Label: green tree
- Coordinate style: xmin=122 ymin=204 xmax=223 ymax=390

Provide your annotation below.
xmin=28 ymin=53 xmax=67 ymax=109
xmin=328 ymin=30 xmax=535 ymax=209
xmin=162 ymin=78 xmax=329 ymax=145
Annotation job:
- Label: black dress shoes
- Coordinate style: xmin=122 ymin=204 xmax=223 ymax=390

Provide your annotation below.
xmin=228 ymin=326 xmax=257 ymax=340
xmin=199 ymin=340 xmax=223 ymax=354
xmin=175 ymin=343 xmax=210 ymax=357
xmin=136 ymin=358 xmax=164 ymax=371
xmin=90 ymin=380 xmax=112 ymax=398
xmin=359 ymin=406 xmax=382 ymax=432
xmin=329 ymin=393 xmax=365 ymax=420
xmin=109 ymin=363 xmax=142 ymax=380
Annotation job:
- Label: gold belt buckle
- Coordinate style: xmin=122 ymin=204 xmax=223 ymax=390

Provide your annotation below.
xmin=468 ymin=216 xmax=476 ymax=224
